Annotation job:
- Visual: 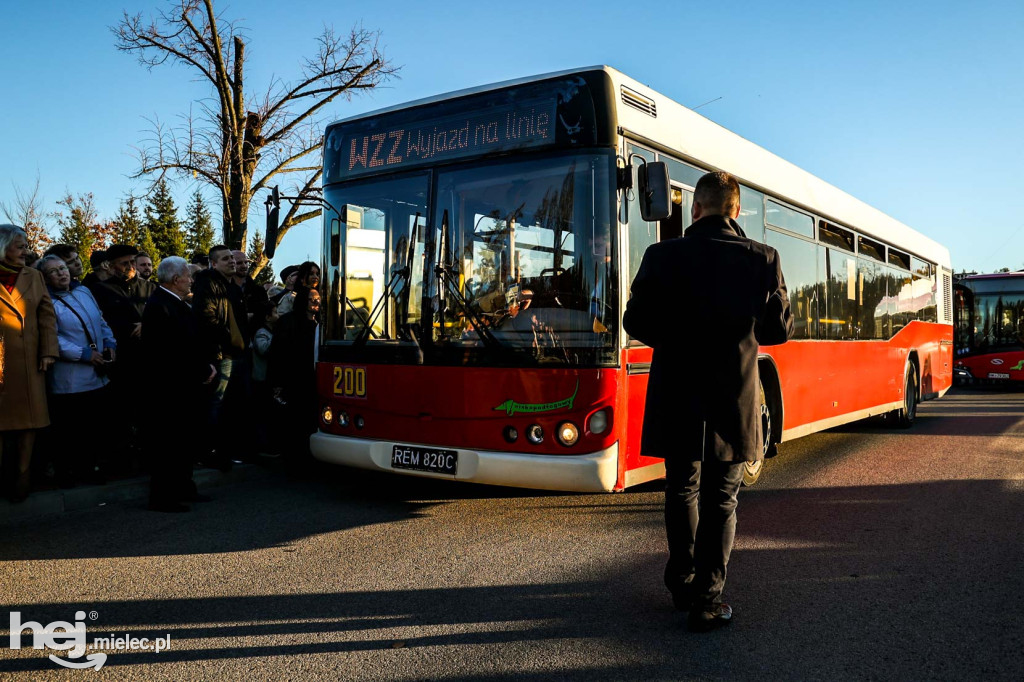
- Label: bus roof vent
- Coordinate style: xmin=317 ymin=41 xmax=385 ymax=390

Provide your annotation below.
xmin=942 ymin=272 xmax=952 ymax=323
xmin=621 ymin=86 xmax=657 ymax=117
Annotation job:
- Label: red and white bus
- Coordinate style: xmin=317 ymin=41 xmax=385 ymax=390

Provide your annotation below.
xmin=287 ymin=66 xmax=953 ymax=492
xmin=953 ymin=272 xmax=1024 ymax=383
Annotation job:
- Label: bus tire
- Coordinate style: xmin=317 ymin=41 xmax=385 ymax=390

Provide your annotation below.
xmin=895 ymin=364 xmax=918 ymax=429
xmin=742 ymin=381 xmax=772 ymax=487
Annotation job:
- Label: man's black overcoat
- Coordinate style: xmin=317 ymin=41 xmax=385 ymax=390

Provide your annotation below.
xmin=142 ymin=286 xmax=214 ymax=500
xmin=622 ymin=215 xmax=793 ymax=463
xmin=142 ymin=287 xmax=213 ymax=408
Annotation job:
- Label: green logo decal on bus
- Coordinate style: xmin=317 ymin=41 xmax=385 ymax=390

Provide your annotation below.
xmin=493 ymin=380 xmax=579 ymax=416
xmin=1012 ymin=360 xmax=1024 ymax=371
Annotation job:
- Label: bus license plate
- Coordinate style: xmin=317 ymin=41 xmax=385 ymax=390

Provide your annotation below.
xmin=391 ymin=445 xmax=458 ymax=475
xmin=988 ymin=372 xmax=1010 ymax=379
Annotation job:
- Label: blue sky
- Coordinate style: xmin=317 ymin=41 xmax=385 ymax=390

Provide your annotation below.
xmin=1 ymin=0 xmax=1022 ymax=273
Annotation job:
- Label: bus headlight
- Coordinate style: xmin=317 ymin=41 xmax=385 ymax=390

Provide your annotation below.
xmin=588 ymin=409 xmax=610 ymax=435
xmin=503 ymin=426 xmax=518 ymax=443
xmin=337 ymin=411 xmax=350 ymax=428
xmin=354 ymin=415 xmax=365 ymax=429
xmin=556 ymin=422 xmax=579 ymax=447
xmin=321 ymin=406 xmax=334 ymax=424
xmin=526 ymin=424 xmax=544 ymax=444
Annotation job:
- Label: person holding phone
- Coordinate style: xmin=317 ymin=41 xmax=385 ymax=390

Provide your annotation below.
xmin=36 ymin=254 xmax=116 ymax=486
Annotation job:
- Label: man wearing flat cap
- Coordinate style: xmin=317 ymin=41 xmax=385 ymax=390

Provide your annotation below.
xmin=90 ymin=244 xmax=149 ymax=459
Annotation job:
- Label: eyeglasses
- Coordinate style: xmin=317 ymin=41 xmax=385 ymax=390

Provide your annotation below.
xmin=45 ymin=265 xmax=70 ymax=275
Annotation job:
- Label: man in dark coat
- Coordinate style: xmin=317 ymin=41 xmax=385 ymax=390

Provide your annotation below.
xmin=88 ymin=244 xmax=150 ymax=465
xmin=623 ymin=171 xmax=793 ymax=632
xmin=191 ymin=245 xmax=247 ymax=467
xmin=90 ymin=244 xmax=144 ymax=377
xmin=142 ymin=257 xmax=216 ymax=511
xmin=231 ymin=249 xmax=269 ymax=337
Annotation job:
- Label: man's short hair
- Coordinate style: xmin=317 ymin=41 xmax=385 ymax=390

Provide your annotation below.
xmin=156 ymin=256 xmax=190 ymax=284
xmin=136 ymin=251 xmax=152 ymax=261
xmin=694 ymin=171 xmax=741 ymax=217
xmin=89 ymin=250 xmax=109 ymax=269
xmin=44 ymin=243 xmax=77 ymax=260
xmin=208 ymin=244 xmax=231 ymax=261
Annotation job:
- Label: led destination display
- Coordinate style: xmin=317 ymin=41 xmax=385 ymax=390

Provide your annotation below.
xmin=344 ymin=101 xmax=555 ymax=174
xmin=325 ymin=76 xmax=605 ymax=183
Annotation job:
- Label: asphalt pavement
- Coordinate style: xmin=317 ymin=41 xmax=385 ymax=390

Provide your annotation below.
xmin=1 ymin=386 xmax=1022 ymax=681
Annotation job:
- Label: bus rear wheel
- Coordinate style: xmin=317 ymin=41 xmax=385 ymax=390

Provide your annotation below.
xmin=895 ymin=366 xmax=918 ymax=429
xmin=742 ymin=382 xmax=772 ymax=487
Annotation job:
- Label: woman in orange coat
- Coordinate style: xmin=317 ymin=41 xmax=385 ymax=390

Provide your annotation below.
xmin=0 ymin=224 xmax=58 ymax=502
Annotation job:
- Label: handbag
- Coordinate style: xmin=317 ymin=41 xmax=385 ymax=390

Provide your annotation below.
xmin=54 ymin=294 xmax=112 ymax=375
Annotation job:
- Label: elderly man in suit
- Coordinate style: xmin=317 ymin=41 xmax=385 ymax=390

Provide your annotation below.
xmin=623 ymin=171 xmax=793 ymax=632
xmin=142 ymin=257 xmax=216 ymax=512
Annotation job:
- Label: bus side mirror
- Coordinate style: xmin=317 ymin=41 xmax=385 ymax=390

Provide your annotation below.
xmin=329 ymin=207 xmax=345 ymax=267
xmin=265 ymin=186 xmax=280 ymax=259
xmin=638 ymin=161 xmax=671 ymax=222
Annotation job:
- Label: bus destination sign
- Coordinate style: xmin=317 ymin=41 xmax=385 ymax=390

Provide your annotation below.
xmin=324 ymin=74 xmax=608 ymax=183
xmin=331 ymin=99 xmax=557 ymax=179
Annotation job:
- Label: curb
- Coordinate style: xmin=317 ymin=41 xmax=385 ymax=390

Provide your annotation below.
xmin=0 ymin=463 xmax=269 ymax=525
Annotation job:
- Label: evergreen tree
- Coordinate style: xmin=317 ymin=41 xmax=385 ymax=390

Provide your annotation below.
xmin=52 ymin=193 xmax=98 ymax=275
xmin=184 ymin=189 xmax=216 ymax=258
xmin=248 ymin=232 xmax=275 ymax=286
xmin=112 ymin=195 xmax=144 ymax=248
xmin=138 ymin=226 xmax=161 ymax=268
xmin=145 ymin=178 xmax=185 ymax=259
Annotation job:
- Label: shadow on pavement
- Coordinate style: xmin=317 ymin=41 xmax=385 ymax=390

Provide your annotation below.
xmin=1 ymin=476 xmax=1022 ymax=679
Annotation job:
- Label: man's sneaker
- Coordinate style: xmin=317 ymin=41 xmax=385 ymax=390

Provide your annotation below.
xmin=687 ymin=603 xmax=733 ymax=632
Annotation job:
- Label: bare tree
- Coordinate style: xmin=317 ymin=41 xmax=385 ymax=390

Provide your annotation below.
xmin=114 ymin=0 xmax=397 ymax=272
xmin=1 ymin=175 xmax=52 ymax=251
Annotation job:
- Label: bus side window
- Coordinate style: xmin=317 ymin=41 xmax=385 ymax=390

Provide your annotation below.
xmin=738 ymin=186 xmax=765 ymax=242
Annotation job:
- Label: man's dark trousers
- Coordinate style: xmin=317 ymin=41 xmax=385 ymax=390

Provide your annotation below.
xmin=664 ymin=454 xmax=745 ymax=607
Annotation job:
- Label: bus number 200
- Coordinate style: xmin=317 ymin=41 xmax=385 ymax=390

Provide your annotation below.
xmin=333 ymin=366 xmax=366 ymax=397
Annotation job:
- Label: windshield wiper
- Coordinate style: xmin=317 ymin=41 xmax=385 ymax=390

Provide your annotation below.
xmin=434 ymin=208 xmax=500 ymax=349
xmin=353 ymin=212 xmax=421 ymax=346
xmin=345 ymin=297 xmax=377 ymax=339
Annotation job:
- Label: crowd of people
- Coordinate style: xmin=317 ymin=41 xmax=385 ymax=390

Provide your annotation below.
xmin=0 ymin=223 xmax=321 ymax=511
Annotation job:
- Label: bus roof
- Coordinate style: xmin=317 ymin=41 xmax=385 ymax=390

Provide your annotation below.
xmin=329 ymin=66 xmax=951 ymax=270
xmin=959 ymin=272 xmax=1024 ymax=281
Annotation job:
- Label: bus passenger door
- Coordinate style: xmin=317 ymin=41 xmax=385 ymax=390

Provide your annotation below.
xmin=658 ymin=185 xmax=693 ymax=242
xmin=622 ymin=174 xmax=693 ymax=487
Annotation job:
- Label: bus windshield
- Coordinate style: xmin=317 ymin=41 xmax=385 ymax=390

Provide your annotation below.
xmin=956 ymin=277 xmax=1024 ymax=354
xmin=966 ymin=286 xmax=1024 ymax=352
xmin=324 ymin=151 xmax=618 ymax=366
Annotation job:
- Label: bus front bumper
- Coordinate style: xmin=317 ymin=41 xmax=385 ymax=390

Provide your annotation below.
xmin=309 ymin=432 xmax=619 ymax=493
